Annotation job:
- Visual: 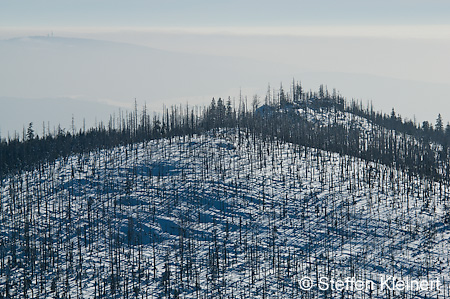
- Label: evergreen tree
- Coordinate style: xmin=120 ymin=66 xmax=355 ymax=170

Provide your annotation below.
xmin=26 ymin=122 xmax=34 ymax=141
xmin=436 ymin=113 xmax=444 ymax=132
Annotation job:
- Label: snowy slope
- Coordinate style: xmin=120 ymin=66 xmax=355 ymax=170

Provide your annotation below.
xmin=1 ymin=129 xmax=450 ymax=298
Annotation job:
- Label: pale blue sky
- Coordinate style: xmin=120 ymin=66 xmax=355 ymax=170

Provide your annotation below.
xmin=2 ymin=0 xmax=450 ymax=27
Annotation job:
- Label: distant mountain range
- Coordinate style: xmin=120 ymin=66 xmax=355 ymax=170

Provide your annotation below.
xmin=1 ymin=35 xmax=450 ymax=136
xmin=0 ymin=35 xmax=287 ymax=104
xmin=0 ymin=35 xmax=286 ymax=135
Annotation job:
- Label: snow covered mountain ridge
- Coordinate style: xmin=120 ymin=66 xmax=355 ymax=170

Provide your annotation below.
xmin=1 ymin=128 xmax=450 ymax=298
xmin=1 ymin=85 xmax=450 ymax=298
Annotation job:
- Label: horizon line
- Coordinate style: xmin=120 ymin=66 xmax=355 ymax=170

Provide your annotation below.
xmin=1 ymin=25 xmax=450 ymax=40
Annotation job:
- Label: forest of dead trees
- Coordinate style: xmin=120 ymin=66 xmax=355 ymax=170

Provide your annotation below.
xmin=1 ymin=82 xmax=450 ymax=298
xmin=1 ymin=128 xmax=449 ymax=298
xmin=1 ymin=82 xmax=449 ymax=182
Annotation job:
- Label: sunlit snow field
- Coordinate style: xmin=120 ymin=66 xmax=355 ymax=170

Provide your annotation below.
xmin=1 ymin=129 xmax=449 ymax=298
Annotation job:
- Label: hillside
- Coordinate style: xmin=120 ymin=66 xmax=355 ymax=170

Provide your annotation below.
xmin=2 ymin=86 xmax=450 ymax=298
xmin=1 ymin=124 xmax=450 ymax=298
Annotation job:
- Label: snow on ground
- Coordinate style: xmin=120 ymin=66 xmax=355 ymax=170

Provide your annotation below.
xmin=1 ymin=129 xmax=449 ymax=298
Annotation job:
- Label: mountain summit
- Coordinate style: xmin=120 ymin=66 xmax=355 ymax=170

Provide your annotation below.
xmin=1 ymin=87 xmax=449 ymax=298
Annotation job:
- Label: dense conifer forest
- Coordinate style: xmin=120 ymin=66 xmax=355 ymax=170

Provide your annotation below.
xmin=1 ymin=82 xmax=450 ymax=298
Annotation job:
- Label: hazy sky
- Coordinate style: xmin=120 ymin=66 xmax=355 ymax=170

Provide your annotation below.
xmin=2 ymin=0 xmax=450 ymax=27
xmin=1 ymin=1 xmax=450 ymax=134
